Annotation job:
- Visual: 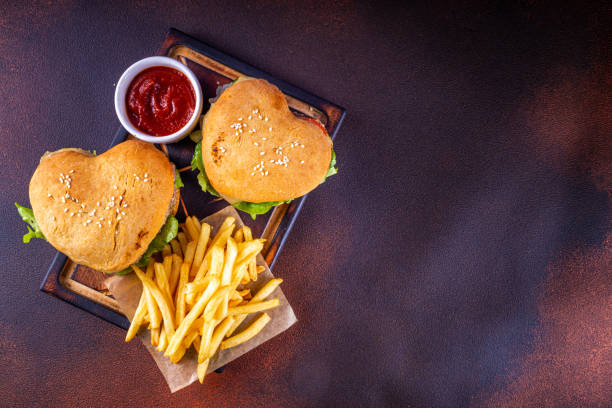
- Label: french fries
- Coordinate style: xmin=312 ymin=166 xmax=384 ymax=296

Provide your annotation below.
xmin=124 ymin=215 xmax=281 ymax=384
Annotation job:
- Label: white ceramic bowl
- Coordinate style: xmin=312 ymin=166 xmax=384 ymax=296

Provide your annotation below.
xmin=114 ymin=56 xmax=203 ymax=144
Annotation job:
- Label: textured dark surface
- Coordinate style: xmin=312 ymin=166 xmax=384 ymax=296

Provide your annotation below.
xmin=1 ymin=1 xmax=611 ymax=407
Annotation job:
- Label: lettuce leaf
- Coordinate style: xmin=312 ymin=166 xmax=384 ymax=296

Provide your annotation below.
xmin=174 ymin=169 xmax=184 ymax=189
xmin=15 ymin=203 xmax=46 ymax=243
xmin=191 ymin=142 xmax=220 ymax=197
xmin=232 ymin=200 xmax=291 ymax=220
xmin=116 ymin=214 xmax=178 ymax=275
xmin=322 ymin=148 xmax=337 ymax=182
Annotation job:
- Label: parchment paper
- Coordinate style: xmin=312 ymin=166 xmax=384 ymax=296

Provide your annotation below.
xmin=105 ymin=206 xmax=297 ymax=393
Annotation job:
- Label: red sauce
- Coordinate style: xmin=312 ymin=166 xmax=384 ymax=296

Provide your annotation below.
xmin=126 ymin=66 xmax=195 ymax=136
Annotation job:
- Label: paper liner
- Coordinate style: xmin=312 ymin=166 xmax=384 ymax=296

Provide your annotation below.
xmin=105 ymin=205 xmax=297 ymax=392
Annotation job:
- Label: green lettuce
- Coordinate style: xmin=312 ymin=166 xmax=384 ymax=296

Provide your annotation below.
xmin=116 ymin=214 xmax=179 ymax=275
xmin=15 ymin=203 xmax=46 ymax=243
xmin=174 ymin=169 xmax=184 ymax=189
xmin=323 ymin=149 xmax=338 ymax=181
xmin=191 ymin=142 xmax=220 ymax=197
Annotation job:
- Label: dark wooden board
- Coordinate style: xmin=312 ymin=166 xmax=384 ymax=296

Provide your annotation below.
xmin=40 ymin=28 xmax=345 ymax=330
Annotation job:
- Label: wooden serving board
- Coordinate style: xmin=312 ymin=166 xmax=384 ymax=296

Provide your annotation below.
xmin=40 ymin=28 xmax=345 ymax=330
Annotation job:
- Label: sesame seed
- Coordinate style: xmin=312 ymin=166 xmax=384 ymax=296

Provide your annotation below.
xmin=77 ymin=213 xmax=81 ymax=217
xmin=254 ymin=109 xmax=259 ymax=113
xmin=108 ymin=220 xmax=111 ymax=225
xmin=301 ymin=160 xmax=305 ymax=164
xmin=69 ymin=169 xmax=74 ymax=173
xmin=238 ymin=117 xmax=242 ymax=121
xmin=115 ymin=231 xmax=118 ymax=235
xmin=116 ymin=209 xmax=119 ymax=214
xmin=63 ymin=208 xmax=68 ymax=213
xmin=258 ymin=115 xmax=262 ymax=119
xmin=264 ymin=117 xmax=269 ymax=121
xmin=86 ymin=219 xmax=91 ymax=224
xmin=48 ymin=193 xmax=52 ymax=197
xmin=251 ymin=172 xmax=255 ymax=176
xmin=260 ymin=151 xmax=265 ymax=155
xmin=144 ymin=173 xmax=148 ymax=178
xmin=254 ymin=142 xmax=258 ymax=146
xmin=105 ymin=206 xmax=109 ymax=210
xmin=51 ymin=216 xmax=55 ymax=221
xmin=70 ymin=212 xmax=74 ymax=216
xmin=117 ymin=216 xmax=122 ymax=220
xmin=264 ymin=171 xmax=268 ymax=175
xmin=83 ymin=222 xmax=87 ymax=226
xmin=81 ymin=204 xmax=85 ymax=208
xmin=269 ymin=127 xmax=272 ymax=131
xmin=98 ymin=224 xmax=102 ymax=228
xmin=248 ymin=115 xmax=252 ymax=120
xmin=113 ymin=185 xmax=118 ymax=190
xmin=133 ymin=173 xmax=137 ymax=177
xmin=122 ymin=203 xmax=127 ymax=207
xmin=99 ymin=217 xmax=104 ymax=221
xmin=119 ymin=195 xmax=123 ymax=200
xmin=121 ymin=211 xmax=126 ymax=215
xmin=97 ymin=202 xmax=100 ymax=206
xmin=251 ymin=128 xmax=256 ymax=132
xmin=143 ymin=179 xmax=148 ymax=182
xmin=301 ymin=144 xmax=305 ymax=148
xmin=262 ymin=137 xmax=266 ymax=141
xmin=65 ymin=193 xmax=70 ymax=198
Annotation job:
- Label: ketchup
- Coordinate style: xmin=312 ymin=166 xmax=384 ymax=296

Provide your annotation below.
xmin=126 ymin=66 xmax=195 ymax=136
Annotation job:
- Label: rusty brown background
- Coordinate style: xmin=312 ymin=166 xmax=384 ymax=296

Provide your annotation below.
xmin=1 ymin=1 xmax=610 ymax=407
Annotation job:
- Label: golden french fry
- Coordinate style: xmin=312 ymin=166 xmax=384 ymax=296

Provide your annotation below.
xmin=170 ymin=239 xmax=182 ymax=257
xmin=200 ymin=246 xmax=223 ymax=280
xmin=191 ymin=215 xmax=202 ymax=231
xmin=241 ymin=276 xmax=251 ymax=285
xmin=157 ymin=326 xmax=168 ymax=352
xmin=235 ymin=240 xmax=264 ymax=266
xmin=202 ymin=287 xmax=230 ymax=322
xmin=125 ymin=290 xmax=147 ymax=342
xmin=228 ymin=298 xmax=243 ymax=308
xmin=169 ymin=254 xmax=182 ymax=296
xmin=252 ymin=278 xmax=283 ymax=302
xmin=184 ymin=217 xmax=199 ymax=243
xmin=199 ymin=320 xmax=215 ymax=363
xmin=226 ymin=280 xmax=282 ymax=337
xmin=221 ymin=237 xmax=238 ymax=286
xmin=238 ymin=288 xmax=251 ymax=299
xmin=133 ymin=266 xmax=176 ymax=339
xmin=205 ymin=316 xmax=235 ymax=359
xmin=191 ymin=223 xmax=211 ymax=277
xmin=145 ymin=262 xmax=155 ymax=279
xmin=143 ymin=283 xmax=161 ymax=330
xmin=215 ymin=290 xmax=230 ymax=321
xmin=183 ymin=241 xmax=196 ymax=265
xmin=177 ymin=232 xmax=188 ymax=255
xmin=197 ymin=359 xmax=209 ymax=383
xmin=227 ymin=298 xmax=279 ymax=316
xmin=165 ymin=278 xmax=219 ymax=358
xmin=256 ymin=265 xmax=265 ymax=274
xmin=175 ymin=263 xmax=190 ymax=324
xmin=205 ymin=218 xmax=235 ymax=259
xmin=154 ymin=262 xmax=171 ymax=301
xmin=150 ymin=326 xmax=160 ymax=346
xmin=169 ymin=346 xmax=186 ymax=364
xmin=241 ymin=226 xmax=257 ymax=281
xmin=221 ymin=313 xmax=271 ymax=350
xmin=183 ymin=329 xmax=199 ymax=349
xmin=163 ymin=255 xmax=173 ymax=286
xmin=233 ymin=228 xmax=244 ymax=243
xmin=161 ymin=244 xmax=172 ymax=258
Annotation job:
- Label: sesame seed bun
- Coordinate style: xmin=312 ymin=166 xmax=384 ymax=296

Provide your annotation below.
xmin=29 ymin=140 xmax=176 ymax=272
xmin=201 ymin=78 xmax=332 ymax=203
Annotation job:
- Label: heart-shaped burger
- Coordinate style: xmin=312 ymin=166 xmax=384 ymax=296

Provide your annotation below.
xmin=191 ymin=77 xmax=337 ymax=218
xmin=27 ymin=140 xmax=179 ymax=272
